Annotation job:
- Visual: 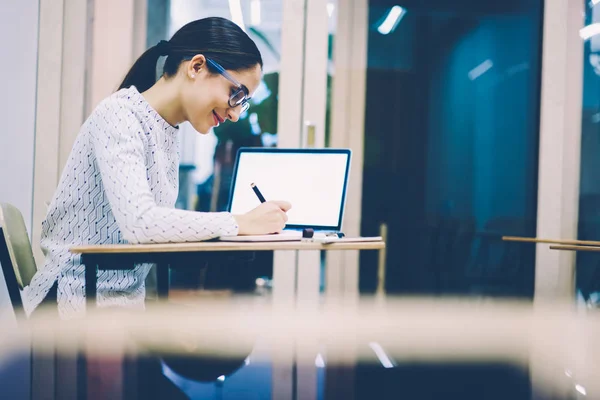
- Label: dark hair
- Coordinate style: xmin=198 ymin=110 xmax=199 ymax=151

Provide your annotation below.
xmin=118 ymin=17 xmax=263 ymax=92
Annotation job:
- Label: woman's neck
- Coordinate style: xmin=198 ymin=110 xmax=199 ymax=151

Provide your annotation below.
xmin=141 ymin=77 xmax=184 ymax=127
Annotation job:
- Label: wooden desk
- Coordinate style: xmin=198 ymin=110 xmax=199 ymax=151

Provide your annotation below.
xmin=70 ymin=240 xmax=385 ymax=307
xmin=549 ymin=244 xmax=600 ymax=252
xmin=502 ymin=236 xmax=600 ymax=247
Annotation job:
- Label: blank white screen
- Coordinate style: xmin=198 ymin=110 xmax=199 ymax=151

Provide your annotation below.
xmin=229 ymin=151 xmax=349 ymax=228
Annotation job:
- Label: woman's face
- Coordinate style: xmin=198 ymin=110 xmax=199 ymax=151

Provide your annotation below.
xmin=181 ymin=56 xmax=262 ymax=134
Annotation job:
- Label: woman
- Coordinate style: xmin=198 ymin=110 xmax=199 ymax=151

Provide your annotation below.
xmin=25 ymin=17 xmax=291 ymax=318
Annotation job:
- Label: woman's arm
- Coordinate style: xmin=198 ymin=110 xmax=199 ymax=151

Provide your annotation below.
xmin=89 ymin=99 xmax=238 ymax=244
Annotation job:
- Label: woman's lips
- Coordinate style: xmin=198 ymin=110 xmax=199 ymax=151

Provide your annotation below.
xmin=212 ymin=110 xmax=225 ymax=126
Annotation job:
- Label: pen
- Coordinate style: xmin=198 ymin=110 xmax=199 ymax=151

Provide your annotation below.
xmin=250 ymin=182 xmax=266 ymax=203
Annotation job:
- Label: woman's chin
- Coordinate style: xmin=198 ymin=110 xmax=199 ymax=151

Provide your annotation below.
xmin=190 ymin=121 xmax=211 ymax=135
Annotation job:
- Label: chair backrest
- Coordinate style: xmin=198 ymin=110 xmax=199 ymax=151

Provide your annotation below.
xmin=0 ymin=203 xmax=38 ymax=293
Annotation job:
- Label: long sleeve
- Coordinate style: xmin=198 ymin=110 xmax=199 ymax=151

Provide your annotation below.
xmin=89 ymin=99 xmax=238 ymax=244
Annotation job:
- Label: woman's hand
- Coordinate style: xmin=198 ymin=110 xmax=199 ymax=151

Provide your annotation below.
xmin=234 ymin=201 xmax=292 ymax=235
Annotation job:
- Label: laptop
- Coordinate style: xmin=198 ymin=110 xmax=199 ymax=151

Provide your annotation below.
xmin=220 ymin=147 xmax=352 ymax=241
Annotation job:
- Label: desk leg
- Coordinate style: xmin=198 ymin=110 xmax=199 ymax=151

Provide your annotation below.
xmin=296 ymin=250 xmax=320 ymax=400
xmin=84 ymin=256 xmax=98 ymax=308
xmin=272 ymin=251 xmax=297 ymax=400
xmin=324 ymin=250 xmax=360 ymax=400
xmin=156 ymin=264 xmax=170 ymax=300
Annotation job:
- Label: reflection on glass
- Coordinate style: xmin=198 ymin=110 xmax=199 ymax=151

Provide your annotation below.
xmin=153 ymin=0 xmax=284 ymax=294
xmin=14 ymin=297 xmax=593 ymax=400
xmin=359 ymin=1 xmax=543 ymax=299
xmin=577 ymin=0 xmax=600 ymax=307
xmin=165 ymin=1 xmax=282 ymax=214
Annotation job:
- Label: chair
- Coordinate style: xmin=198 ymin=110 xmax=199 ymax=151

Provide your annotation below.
xmin=0 ymin=202 xmax=38 ymax=319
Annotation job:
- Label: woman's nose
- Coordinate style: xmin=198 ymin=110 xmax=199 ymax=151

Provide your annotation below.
xmin=227 ymin=107 xmax=241 ymax=122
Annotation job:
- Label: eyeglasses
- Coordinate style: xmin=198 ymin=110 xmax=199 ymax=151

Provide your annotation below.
xmin=206 ymin=58 xmax=251 ymax=113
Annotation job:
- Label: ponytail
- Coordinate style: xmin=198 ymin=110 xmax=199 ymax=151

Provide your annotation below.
xmin=118 ymin=18 xmax=263 ymax=93
xmin=118 ymin=40 xmax=169 ymax=92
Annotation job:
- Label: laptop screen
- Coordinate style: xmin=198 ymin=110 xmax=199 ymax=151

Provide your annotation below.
xmin=227 ymin=148 xmax=351 ymax=230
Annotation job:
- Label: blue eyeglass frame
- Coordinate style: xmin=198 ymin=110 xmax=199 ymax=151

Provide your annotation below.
xmin=206 ymin=58 xmax=251 ymax=111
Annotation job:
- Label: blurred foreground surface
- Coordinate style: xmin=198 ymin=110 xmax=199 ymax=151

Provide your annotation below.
xmin=2 ymin=296 xmax=598 ymax=399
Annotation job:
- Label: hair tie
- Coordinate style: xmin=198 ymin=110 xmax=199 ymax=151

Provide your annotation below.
xmin=156 ymin=40 xmax=170 ymax=56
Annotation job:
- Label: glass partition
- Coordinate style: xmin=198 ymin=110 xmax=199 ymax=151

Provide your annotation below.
xmin=577 ymin=0 xmax=600 ymax=305
xmin=359 ymin=0 xmax=544 ymax=298
xmin=146 ymin=0 xmax=286 ymax=291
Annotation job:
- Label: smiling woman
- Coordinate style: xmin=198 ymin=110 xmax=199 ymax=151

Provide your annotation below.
xmin=24 ymin=16 xmax=291 ymax=319
xmin=120 ymin=17 xmax=263 ymax=134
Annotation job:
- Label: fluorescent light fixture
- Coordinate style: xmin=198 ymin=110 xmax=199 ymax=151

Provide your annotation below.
xmin=580 ymin=23 xmax=600 ymax=40
xmin=575 ymin=384 xmax=587 ymax=396
xmin=229 ymin=0 xmax=246 ymax=31
xmin=250 ymin=0 xmax=261 ymax=26
xmin=468 ymin=59 xmax=493 ymax=81
xmin=327 ymin=3 xmax=335 ymax=18
xmin=368 ymin=342 xmax=395 ymax=368
xmin=315 ymin=354 xmax=325 ymax=368
xmin=377 ymin=6 xmax=406 ymax=35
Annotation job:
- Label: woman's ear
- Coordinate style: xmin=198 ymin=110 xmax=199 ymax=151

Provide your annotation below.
xmin=187 ymin=54 xmax=207 ymax=79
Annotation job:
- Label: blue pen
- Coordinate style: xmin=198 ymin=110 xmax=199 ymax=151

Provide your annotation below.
xmin=250 ymin=182 xmax=266 ymax=203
